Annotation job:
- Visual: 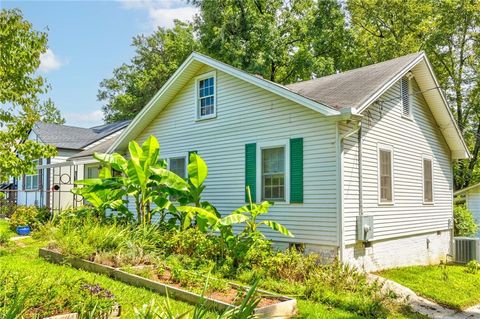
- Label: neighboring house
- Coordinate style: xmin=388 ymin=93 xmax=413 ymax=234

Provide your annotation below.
xmin=454 ymin=183 xmax=480 ymax=237
xmin=14 ymin=121 xmax=129 ymax=211
xmin=107 ymin=51 xmax=469 ymax=271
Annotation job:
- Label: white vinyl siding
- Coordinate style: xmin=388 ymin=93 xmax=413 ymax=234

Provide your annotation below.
xmin=465 ymin=187 xmax=480 ymax=237
xmin=130 ymin=65 xmax=339 ymax=246
xmin=342 ymin=78 xmax=453 ymax=244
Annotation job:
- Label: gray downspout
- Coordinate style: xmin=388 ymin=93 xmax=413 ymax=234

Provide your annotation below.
xmin=339 ymin=120 xmax=362 ymax=262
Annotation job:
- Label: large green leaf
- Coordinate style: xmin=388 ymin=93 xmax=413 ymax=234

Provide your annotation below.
xmin=74 ymin=178 xmax=103 ymax=186
xmin=177 ymin=206 xmax=219 ymax=225
xmin=150 ymin=167 xmax=189 ymax=191
xmin=140 ymin=135 xmax=160 ymax=168
xmin=219 ymin=213 xmax=249 ymax=226
xmin=188 ymin=153 xmax=208 ymax=188
xmin=261 ymin=220 xmax=294 ymax=237
xmin=127 ymin=156 xmax=147 ymax=188
xmin=128 ymin=140 xmax=143 ymax=163
xmin=93 ymin=152 xmax=128 ymax=173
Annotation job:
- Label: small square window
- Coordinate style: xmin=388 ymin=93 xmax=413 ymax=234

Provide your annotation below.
xmin=25 ymin=160 xmax=39 ymax=190
xmin=197 ymin=74 xmax=216 ymax=119
xmin=169 ymin=157 xmax=186 ymax=179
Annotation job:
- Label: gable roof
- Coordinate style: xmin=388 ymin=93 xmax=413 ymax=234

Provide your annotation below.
xmin=108 ymin=52 xmax=469 ymax=159
xmin=33 ymin=120 xmax=130 ymax=150
xmin=286 ymin=52 xmax=422 ymax=111
xmin=68 ymin=137 xmax=116 ymax=161
xmin=454 ymin=182 xmax=480 ymax=196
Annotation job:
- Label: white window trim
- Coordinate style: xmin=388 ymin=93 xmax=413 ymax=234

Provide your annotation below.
xmin=377 ymin=144 xmax=394 ymax=205
xmin=401 ymin=77 xmax=413 ymax=120
xmin=166 ymin=153 xmax=189 ymax=178
xmin=256 ymin=139 xmax=290 ymax=204
xmin=25 ymin=159 xmax=39 ymax=190
xmin=422 ymin=155 xmax=434 ymax=205
xmin=84 ymin=163 xmax=101 ymax=179
xmin=165 ymin=153 xmax=188 ymax=179
xmin=195 ymin=71 xmax=217 ymax=121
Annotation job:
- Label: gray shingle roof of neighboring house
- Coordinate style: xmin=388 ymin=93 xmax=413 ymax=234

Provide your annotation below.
xmin=285 ymin=52 xmax=422 ymax=111
xmin=33 ymin=120 xmax=130 ymax=150
xmin=68 ymin=137 xmax=116 ymax=160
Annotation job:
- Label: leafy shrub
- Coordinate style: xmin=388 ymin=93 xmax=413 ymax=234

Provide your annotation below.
xmin=454 ymin=205 xmax=478 ymax=236
xmin=9 ymin=205 xmax=51 ymax=230
xmin=0 ymin=232 xmax=10 ymax=246
xmin=466 ymin=260 xmax=480 ymax=274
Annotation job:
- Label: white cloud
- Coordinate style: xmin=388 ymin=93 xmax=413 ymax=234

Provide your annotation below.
xmin=65 ymin=110 xmax=104 ymax=127
xmin=119 ymin=0 xmax=198 ymax=29
xmin=39 ymin=49 xmax=64 ymax=73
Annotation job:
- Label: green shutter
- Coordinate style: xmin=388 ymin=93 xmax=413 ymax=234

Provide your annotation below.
xmin=188 ymin=150 xmax=198 ymax=163
xmin=187 ymin=150 xmax=198 ymax=179
xmin=245 ymin=143 xmax=256 ymax=202
xmin=290 ymin=138 xmax=303 ymax=203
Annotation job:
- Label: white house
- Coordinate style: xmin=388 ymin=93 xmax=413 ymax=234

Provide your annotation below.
xmin=107 ymin=52 xmax=469 ymax=271
xmin=454 ymin=183 xmax=480 ymax=237
xmin=13 ymin=121 xmax=129 ymax=212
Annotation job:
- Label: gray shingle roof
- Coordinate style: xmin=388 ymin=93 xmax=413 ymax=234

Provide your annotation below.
xmin=285 ymin=52 xmax=423 ymax=111
xmin=68 ymin=137 xmax=116 ymax=160
xmin=33 ymin=121 xmax=130 ymax=150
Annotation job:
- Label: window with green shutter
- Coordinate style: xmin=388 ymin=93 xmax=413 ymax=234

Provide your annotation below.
xmin=290 ymin=138 xmax=303 ymax=203
xmin=245 ymin=143 xmax=256 ymax=202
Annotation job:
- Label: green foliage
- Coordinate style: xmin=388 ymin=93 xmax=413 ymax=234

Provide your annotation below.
xmin=9 ymin=206 xmax=51 ymax=230
xmin=0 ymin=9 xmax=58 ymax=181
xmin=466 ymin=260 xmax=480 ymax=274
xmin=454 ymin=205 xmax=478 ymax=237
xmin=380 ymin=264 xmax=480 ymax=310
xmin=72 ymin=135 xmax=188 ymax=225
xmin=34 ymin=98 xmax=65 ymax=124
xmin=99 ymin=21 xmax=198 ymax=123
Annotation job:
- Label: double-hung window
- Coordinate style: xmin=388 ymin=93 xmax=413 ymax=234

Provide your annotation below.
xmin=85 ymin=164 xmax=100 ymax=179
xmin=259 ymin=143 xmax=288 ymax=202
xmin=196 ymin=72 xmax=216 ymax=120
xmin=423 ymin=156 xmax=433 ymax=203
xmin=378 ymin=146 xmax=393 ymax=204
xmin=169 ymin=157 xmax=187 ymax=179
xmin=25 ymin=160 xmax=39 ymax=190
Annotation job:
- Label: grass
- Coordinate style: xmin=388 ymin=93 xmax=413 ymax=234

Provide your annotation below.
xmin=379 ymin=264 xmax=480 ymax=310
xmin=0 ymin=220 xmax=371 ymax=319
xmin=0 ymin=218 xmax=14 ymax=236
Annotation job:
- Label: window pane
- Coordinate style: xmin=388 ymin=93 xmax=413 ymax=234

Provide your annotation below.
xmin=423 ymin=159 xmax=433 ymax=202
xmin=262 ymin=147 xmax=285 ymax=201
xmin=379 ymin=149 xmax=392 ymax=202
xmin=170 ymin=157 xmax=186 ymax=179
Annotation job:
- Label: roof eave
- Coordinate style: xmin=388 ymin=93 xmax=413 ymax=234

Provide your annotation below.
xmin=108 ymin=52 xmax=341 ymax=153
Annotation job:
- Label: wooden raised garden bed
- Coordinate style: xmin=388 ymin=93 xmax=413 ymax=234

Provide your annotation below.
xmin=39 ymin=248 xmax=297 ymax=318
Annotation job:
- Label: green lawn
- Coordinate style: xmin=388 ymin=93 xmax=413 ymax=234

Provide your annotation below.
xmin=0 ymin=219 xmax=368 ymax=319
xmin=379 ymin=264 xmax=480 ymax=310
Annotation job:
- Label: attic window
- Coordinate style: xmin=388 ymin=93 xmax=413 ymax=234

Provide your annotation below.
xmin=196 ymin=71 xmax=216 ymax=120
xmin=401 ymin=77 xmax=411 ymax=117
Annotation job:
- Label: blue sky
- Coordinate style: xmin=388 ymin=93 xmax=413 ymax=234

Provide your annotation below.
xmin=1 ymin=0 xmax=197 ymax=127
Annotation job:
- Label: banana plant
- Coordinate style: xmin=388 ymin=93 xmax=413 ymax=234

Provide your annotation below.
xmin=171 ymin=153 xmax=221 ymax=231
xmin=73 ymin=136 xmax=189 ymax=225
xmin=221 ymin=186 xmax=294 ymax=238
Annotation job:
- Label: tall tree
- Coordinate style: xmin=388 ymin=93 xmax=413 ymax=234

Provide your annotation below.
xmin=0 ymin=9 xmax=56 ymax=182
xmin=98 ymin=21 xmax=198 ymax=123
xmin=347 ymin=0 xmax=480 ymax=189
xmin=35 ymin=98 xmax=66 ymax=124
xmin=193 ymin=0 xmax=336 ymax=83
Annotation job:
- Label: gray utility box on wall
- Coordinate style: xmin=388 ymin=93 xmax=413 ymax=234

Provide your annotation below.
xmin=356 ymin=216 xmax=374 ymax=242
